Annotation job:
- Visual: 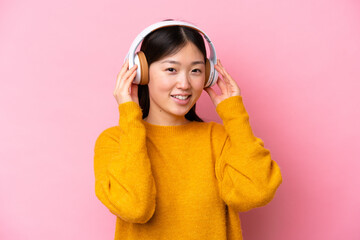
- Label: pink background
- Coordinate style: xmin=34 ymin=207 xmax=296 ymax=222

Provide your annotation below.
xmin=1 ymin=0 xmax=359 ymax=239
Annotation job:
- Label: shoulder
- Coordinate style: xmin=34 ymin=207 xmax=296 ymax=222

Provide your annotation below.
xmin=94 ymin=125 xmax=120 ymax=149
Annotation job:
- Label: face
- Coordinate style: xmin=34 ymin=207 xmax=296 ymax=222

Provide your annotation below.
xmin=147 ymin=42 xmax=206 ymax=124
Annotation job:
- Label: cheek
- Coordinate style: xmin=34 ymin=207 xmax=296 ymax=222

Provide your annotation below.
xmin=148 ymin=75 xmax=172 ymax=96
xmin=192 ymin=80 xmax=205 ymax=94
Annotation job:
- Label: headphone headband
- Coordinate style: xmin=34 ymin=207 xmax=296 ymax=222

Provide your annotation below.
xmin=125 ymin=20 xmax=218 ymax=88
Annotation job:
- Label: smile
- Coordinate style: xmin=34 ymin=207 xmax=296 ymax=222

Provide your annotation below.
xmin=171 ymin=95 xmax=191 ymax=100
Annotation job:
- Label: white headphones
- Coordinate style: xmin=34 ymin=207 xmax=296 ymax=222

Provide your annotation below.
xmin=124 ymin=20 xmax=219 ymax=88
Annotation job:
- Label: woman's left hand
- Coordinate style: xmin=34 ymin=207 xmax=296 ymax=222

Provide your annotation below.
xmin=204 ymin=59 xmax=241 ymax=107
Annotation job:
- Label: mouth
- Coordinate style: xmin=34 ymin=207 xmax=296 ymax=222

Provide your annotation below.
xmin=170 ymin=94 xmax=191 ymax=100
xmin=170 ymin=94 xmax=192 ymax=105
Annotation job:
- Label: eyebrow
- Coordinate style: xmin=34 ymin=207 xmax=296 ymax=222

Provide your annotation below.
xmin=161 ymin=60 xmax=205 ymax=65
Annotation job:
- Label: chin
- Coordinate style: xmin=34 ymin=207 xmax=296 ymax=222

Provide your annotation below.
xmin=171 ymin=111 xmax=189 ymax=117
xmin=170 ymin=107 xmax=192 ymax=117
xmin=168 ymin=101 xmax=196 ymax=117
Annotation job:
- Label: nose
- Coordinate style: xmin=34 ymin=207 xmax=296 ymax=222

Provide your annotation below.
xmin=176 ymin=72 xmax=191 ymax=89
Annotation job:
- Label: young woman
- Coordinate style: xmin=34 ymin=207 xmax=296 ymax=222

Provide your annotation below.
xmin=94 ymin=21 xmax=282 ymax=240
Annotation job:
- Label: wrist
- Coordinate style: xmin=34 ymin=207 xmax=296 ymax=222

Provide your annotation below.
xmin=116 ymin=96 xmax=133 ymax=105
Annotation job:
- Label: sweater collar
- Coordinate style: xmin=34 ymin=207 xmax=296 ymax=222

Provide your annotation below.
xmin=142 ymin=119 xmax=200 ymax=136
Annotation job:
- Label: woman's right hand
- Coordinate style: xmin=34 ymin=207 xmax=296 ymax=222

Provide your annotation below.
xmin=113 ymin=58 xmax=139 ymax=105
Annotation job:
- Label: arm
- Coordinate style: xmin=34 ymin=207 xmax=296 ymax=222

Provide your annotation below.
xmin=94 ymin=101 xmax=156 ymax=223
xmin=213 ymin=96 xmax=282 ymax=212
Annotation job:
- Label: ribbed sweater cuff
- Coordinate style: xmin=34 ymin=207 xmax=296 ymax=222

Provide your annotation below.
xmin=118 ymin=101 xmax=145 ymax=132
xmin=118 ymin=101 xmax=142 ymax=121
xmin=215 ymin=95 xmax=247 ymax=120
xmin=215 ymin=95 xmax=256 ymax=141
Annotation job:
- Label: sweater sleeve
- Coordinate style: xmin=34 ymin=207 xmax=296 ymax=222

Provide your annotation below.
xmin=93 ymin=101 xmax=156 ymax=223
xmin=213 ymin=96 xmax=282 ymax=212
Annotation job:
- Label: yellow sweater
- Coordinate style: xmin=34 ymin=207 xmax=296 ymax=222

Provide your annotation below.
xmin=94 ymin=96 xmax=282 ymax=240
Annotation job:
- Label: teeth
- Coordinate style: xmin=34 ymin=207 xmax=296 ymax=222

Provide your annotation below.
xmin=172 ymin=95 xmax=190 ymax=100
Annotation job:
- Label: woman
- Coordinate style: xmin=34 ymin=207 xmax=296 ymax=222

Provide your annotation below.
xmin=94 ymin=21 xmax=282 ymax=240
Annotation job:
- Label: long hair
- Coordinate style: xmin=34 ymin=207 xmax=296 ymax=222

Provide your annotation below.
xmin=138 ymin=20 xmax=206 ymax=122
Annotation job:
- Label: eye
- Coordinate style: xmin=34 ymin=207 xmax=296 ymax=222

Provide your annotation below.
xmin=192 ymin=69 xmax=202 ymax=73
xmin=166 ymin=68 xmax=176 ymax=72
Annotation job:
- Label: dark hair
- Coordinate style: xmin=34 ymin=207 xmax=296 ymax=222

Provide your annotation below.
xmin=138 ymin=19 xmax=206 ymax=122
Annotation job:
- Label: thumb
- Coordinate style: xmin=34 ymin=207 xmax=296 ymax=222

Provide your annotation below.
xmin=130 ymin=84 xmax=139 ymax=104
xmin=204 ymin=87 xmax=217 ymax=104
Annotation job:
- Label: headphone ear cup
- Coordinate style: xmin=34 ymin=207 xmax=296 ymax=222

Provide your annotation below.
xmin=204 ymin=58 xmax=210 ymax=88
xmin=205 ymin=59 xmax=219 ymax=88
xmin=136 ymin=51 xmax=149 ymax=85
xmin=133 ymin=53 xmax=141 ymax=84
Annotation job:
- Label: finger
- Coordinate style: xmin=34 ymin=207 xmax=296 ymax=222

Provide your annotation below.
xmin=130 ymin=84 xmax=138 ymax=102
xmin=117 ymin=58 xmax=130 ymax=80
xmin=216 ymin=68 xmax=234 ymax=90
xmin=217 ymin=65 xmax=229 ymax=82
xmin=215 ymin=64 xmax=227 ymax=82
xmin=118 ymin=64 xmax=138 ymax=89
xmin=215 ymin=73 xmax=230 ymax=96
xmin=204 ymin=87 xmax=218 ymax=101
xmin=124 ymin=69 xmax=138 ymax=90
xmin=214 ymin=61 xmax=225 ymax=75
xmin=216 ymin=60 xmax=229 ymax=76
xmin=217 ymin=60 xmax=233 ymax=82
xmin=114 ymin=66 xmax=137 ymax=97
xmin=216 ymin=77 xmax=228 ymax=94
xmin=216 ymin=59 xmax=241 ymax=95
xmin=115 ymin=59 xmax=130 ymax=90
